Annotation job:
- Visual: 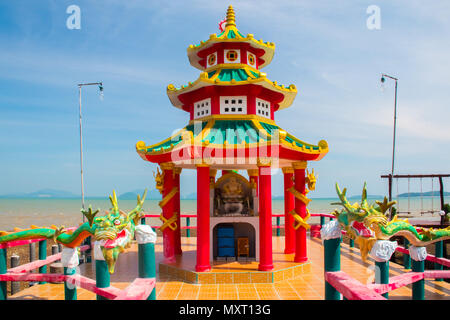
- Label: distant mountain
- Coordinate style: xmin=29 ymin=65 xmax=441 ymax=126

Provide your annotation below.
xmin=348 ymin=194 xmax=384 ymax=200
xmin=0 ymin=189 xmax=78 ymax=199
xmin=118 ymin=189 xmax=161 ymax=200
xmin=398 ymin=191 xmax=450 ymax=198
xmin=182 ymin=192 xmax=197 ymax=200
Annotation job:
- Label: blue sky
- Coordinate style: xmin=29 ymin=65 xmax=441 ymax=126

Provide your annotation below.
xmin=1 ymin=0 xmax=449 ymax=198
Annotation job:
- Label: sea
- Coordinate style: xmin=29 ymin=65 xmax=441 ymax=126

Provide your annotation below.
xmin=0 ymin=196 xmax=446 ymax=232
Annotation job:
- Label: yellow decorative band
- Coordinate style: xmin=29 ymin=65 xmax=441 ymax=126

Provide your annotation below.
xmin=257 ymin=157 xmax=272 ymax=167
xmin=159 ymin=212 xmax=178 ymax=232
xmin=292 ymin=161 xmax=307 ymax=170
xmin=160 ymin=162 xmax=175 ymax=171
xmin=158 ymin=187 xmax=179 ymax=208
xmin=289 ymin=209 xmax=311 ymax=230
xmin=282 ymin=167 xmax=294 ymax=174
xmin=287 ymin=187 xmax=311 ymax=205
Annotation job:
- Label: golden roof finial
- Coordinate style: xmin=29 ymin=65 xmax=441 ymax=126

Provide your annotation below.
xmin=225 ymin=5 xmax=236 ymax=28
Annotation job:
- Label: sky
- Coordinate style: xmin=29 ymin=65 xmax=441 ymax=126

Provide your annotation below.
xmin=0 ymin=0 xmax=449 ymax=199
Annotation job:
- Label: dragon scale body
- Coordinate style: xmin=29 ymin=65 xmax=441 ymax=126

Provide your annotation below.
xmin=0 ymin=190 xmax=147 ymax=274
xmin=333 ymin=183 xmax=450 ymax=260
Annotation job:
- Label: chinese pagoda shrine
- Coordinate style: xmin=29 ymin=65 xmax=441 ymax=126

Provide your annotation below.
xmin=136 ymin=5 xmax=328 ymax=273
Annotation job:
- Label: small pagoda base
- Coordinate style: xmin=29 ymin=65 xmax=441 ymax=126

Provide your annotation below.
xmin=158 ymin=250 xmax=311 ymax=284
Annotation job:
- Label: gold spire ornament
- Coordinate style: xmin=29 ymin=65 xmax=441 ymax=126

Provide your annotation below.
xmin=225 ymin=5 xmax=236 ymax=28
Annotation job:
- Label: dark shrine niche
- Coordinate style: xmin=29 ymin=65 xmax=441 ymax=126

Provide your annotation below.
xmin=213 ymin=172 xmax=255 ymax=217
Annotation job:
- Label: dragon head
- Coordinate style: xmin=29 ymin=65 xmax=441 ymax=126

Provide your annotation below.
xmin=305 ymin=169 xmax=317 ymax=191
xmin=93 ymin=189 xmax=147 ymax=273
xmin=153 ymin=167 xmax=164 ymax=194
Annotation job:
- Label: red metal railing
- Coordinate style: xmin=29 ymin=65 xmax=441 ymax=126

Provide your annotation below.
xmin=143 ymin=212 xmax=335 ymax=236
xmin=0 ymin=227 xmax=155 ymax=300
xmin=324 ymin=243 xmax=450 ymax=300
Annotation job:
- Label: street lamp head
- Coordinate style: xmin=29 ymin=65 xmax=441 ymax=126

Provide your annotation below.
xmin=99 ymin=84 xmax=104 ymax=100
xmin=381 ymin=76 xmax=385 ymax=83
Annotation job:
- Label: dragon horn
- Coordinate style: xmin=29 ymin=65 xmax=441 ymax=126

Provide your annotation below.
xmin=139 ymin=188 xmax=148 ymax=205
xmin=109 ymin=190 xmax=119 ymax=212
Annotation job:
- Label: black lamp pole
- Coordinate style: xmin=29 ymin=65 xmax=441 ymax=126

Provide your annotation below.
xmin=381 ymin=74 xmax=398 ymax=219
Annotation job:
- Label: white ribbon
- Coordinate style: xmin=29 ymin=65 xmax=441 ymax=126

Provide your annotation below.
xmin=321 ymin=220 xmax=342 ymax=241
xmin=135 ymin=224 xmax=157 ymax=244
xmin=61 ymin=247 xmax=79 ymax=268
xmin=409 ymin=245 xmax=427 ymax=262
xmin=369 ymin=240 xmax=398 ymax=262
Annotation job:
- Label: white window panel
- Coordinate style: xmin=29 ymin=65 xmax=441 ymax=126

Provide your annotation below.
xmin=256 ymin=98 xmax=271 ymax=118
xmin=194 ymin=98 xmax=211 ymax=119
xmin=247 ymin=52 xmax=256 ymax=68
xmin=206 ymin=52 xmax=217 ymax=68
xmin=224 ymin=49 xmax=241 ymax=64
xmin=220 ymin=96 xmax=247 ymax=114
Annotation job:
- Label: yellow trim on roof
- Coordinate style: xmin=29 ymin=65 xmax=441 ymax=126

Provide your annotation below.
xmin=188 ymin=114 xmax=276 ymax=126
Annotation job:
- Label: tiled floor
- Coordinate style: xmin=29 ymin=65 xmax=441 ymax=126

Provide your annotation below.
xmin=8 ymin=236 xmax=450 ymax=300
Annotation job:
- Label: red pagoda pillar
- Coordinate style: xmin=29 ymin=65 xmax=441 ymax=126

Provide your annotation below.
xmin=282 ymin=167 xmax=295 ymax=254
xmin=161 ymin=162 xmax=176 ymax=263
xmin=293 ymin=161 xmax=308 ymax=263
xmin=174 ymin=167 xmax=182 ymax=255
xmin=258 ymin=159 xmax=274 ymax=271
xmin=196 ymin=163 xmax=211 ymax=272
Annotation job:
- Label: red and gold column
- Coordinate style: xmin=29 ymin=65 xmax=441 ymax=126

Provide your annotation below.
xmin=196 ymin=163 xmax=211 ymax=272
xmin=282 ymin=167 xmax=295 ymax=254
xmin=159 ymin=162 xmax=178 ymax=263
xmin=174 ymin=167 xmax=182 ymax=255
xmin=292 ymin=161 xmax=309 ymax=263
xmin=257 ymin=159 xmax=274 ymax=271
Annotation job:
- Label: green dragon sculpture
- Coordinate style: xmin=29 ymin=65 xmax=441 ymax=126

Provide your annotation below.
xmin=332 ymin=182 xmax=450 ymax=261
xmin=0 ymin=189 xmax=147 ymax=274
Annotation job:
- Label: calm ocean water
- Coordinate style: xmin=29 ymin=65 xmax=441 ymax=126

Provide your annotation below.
xmin=0 ymin=197 xmax=446 ymax=231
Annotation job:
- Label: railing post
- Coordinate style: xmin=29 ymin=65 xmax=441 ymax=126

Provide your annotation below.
xmin=435 ymin=241 xmax=443 ymax=281
xmin=349 ymin=239 xmax=354 ymax=248
xmin=320 ymin=215 xmax=325 ymax=227
xmin=0 ymin=248 xmax=7 ymax=300
xmin=10 ymin=254 xmax=20 ymax=295
xmin=276 ymin=216 xmax=281 ymax=237
xmin=94 ymin=241 xmax=110 ymax=300
xmin=85 ymin=236 xmax=92 ymax=263
xmin=29 ymin=243 xmax=36 ymax=287
xmin=186 ymin=217 xmax=190 ymax=238
xmin=38 ymin=239 xmax=47 ymax=284
xmin=136 ymin=225 xmax=157 ymax=300
xmin=370 ymin=240 xmax=397 ymax=299
xmin=409 ymin=246 xmax=426 ymax=300
xmin=403 ymin=238 xmax=411 ymax=269
xmin=61 ymin=247 xmax=79 ymax=300
xmin=321 ymin=220 xmax=342 ymax=300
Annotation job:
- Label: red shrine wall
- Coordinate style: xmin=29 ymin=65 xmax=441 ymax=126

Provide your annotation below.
xmin=197 ymin=43 xmax=265 ymax=69
xmin=178 ymin=85 xmax=283 ymax=122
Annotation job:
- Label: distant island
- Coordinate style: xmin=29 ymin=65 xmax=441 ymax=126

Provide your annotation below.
xmin=2 ymin=189 xmax=446 ymax=200
xmin=0 ymin=189 xmax=79 ymax=199
xmin=398 ymin=191 xmax=450 ymax=198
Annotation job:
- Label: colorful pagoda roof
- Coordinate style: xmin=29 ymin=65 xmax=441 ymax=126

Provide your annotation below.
xmin=187 ymin=6 xmax=275 ymax=71
xmin=136 ymin=117 xmax=328 ymax=167
xmin=167 ymin=65 xmax=297 ymax=110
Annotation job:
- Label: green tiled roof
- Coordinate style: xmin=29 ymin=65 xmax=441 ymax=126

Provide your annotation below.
xmin=146 ymin=121 xmax=207 ymax=152
xmin=217 ymin=68 xmax=259 ymax=82
xmin=204 ymin=120 xmax=261 ymax=144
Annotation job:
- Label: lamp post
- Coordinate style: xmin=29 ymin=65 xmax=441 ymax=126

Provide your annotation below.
xmin=78 ymin=82 xmax=103 ymax=219
xmin=381 ymin=74 xmax=398 ymax=220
